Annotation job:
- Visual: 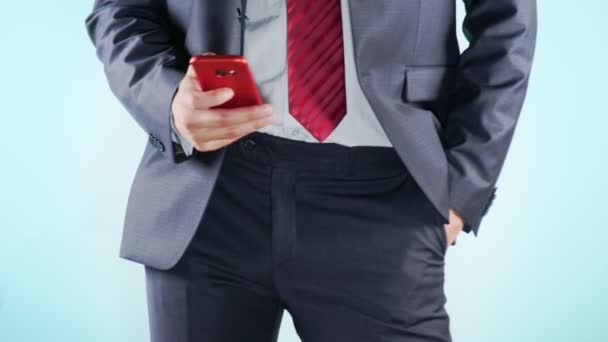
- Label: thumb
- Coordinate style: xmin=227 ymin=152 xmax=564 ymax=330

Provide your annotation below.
xmin=186 ymin=64 xmax=197 ymax=78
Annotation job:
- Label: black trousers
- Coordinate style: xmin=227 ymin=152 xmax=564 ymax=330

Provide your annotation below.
xmin=145 ymin=131 xmax=451 ymax=342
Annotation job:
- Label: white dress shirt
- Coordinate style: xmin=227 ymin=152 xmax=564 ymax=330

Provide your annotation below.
xmin=171 ymin=0 xmax=392 ymax=155
xmin=246 ymin=0 xmax=392 ymax=146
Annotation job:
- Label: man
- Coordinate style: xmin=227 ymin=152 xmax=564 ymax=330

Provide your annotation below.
xmin=85 ymin=0 xmax=536 ymax=341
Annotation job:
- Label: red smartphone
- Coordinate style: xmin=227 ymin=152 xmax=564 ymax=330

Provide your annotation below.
xmin=189 ymin=54 xmax=263 ymax=109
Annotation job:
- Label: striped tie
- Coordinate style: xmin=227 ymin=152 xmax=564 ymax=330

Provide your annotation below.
xmin=286 ymin=0 xmax=347 ymax=142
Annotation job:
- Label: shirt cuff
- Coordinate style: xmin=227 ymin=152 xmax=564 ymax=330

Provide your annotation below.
xmin=170 ymin=111 xmax=194 ymax=157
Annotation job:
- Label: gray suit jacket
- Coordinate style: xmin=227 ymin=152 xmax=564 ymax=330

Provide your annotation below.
xmin=85 ymin=0 xmax=537 ymax=270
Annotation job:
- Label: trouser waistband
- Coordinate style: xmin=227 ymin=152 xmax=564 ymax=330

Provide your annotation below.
xmin=226 ymin=131 xmax=409 ymax=179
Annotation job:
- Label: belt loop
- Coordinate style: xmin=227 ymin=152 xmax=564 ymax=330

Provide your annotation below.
xmin=243 ymin=138 xmax=257 ymax=151
xmin=249 ymin=132 xmax=275 ymax=165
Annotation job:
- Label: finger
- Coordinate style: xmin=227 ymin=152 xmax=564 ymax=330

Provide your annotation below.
xmin=196 ymin=104 xmax=274 ymax=128
xmin=181 ymin=87 xmax=234 ymax=110
xmin=184 ymin=66 xmax=204 ymax=93
xmin=185 ymin=64 xmax=197 ymax=78
xmin=198 ymin=88 xmax=235 ymax=109
xmin=200 ymin=115 xmax=276 ymax=141
xmin=179 ymin=67 xmax=203 ymax=95
xmin=180 ymin=74 xmax=201 ymax=93
xmin=444 ymin=226 xmax=452 ymax=248
xmin=196 ymin=137 xmax=239 ymax=152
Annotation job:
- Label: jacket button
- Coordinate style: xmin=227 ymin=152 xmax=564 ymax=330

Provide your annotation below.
xmin=149 ymin=134 xmax=165 ymax=152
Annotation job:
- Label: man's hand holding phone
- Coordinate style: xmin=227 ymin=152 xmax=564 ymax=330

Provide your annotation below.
xmin=171 ymin=64 xmax=277 ymax=152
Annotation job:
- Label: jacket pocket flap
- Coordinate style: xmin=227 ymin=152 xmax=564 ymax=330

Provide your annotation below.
xmin=402 ymin=67 xmax=457 ymax=102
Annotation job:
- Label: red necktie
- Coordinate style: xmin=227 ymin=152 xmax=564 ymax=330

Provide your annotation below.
xmin=286 ymin=0 xmax=347 ymax=142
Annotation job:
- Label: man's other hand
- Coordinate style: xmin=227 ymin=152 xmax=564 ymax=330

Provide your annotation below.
xmin=171 ymin=64 xmax=277 ymax=152
xmin=444 ymin=208 xmax=465 ymax=248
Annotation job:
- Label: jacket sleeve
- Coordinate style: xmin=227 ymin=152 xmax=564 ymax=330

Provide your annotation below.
xmin=443 ymin=0 xmax=538 ymax=235
xmin=85 ymin=0 xmax=192 ymax=162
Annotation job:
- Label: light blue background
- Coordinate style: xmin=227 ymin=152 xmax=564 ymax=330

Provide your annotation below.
xmin=1 ymin=1 xmax=606 ymax=341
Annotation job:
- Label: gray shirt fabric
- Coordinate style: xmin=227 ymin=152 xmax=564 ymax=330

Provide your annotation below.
xmin=172 ymin=0 xmax=392 ymax=155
